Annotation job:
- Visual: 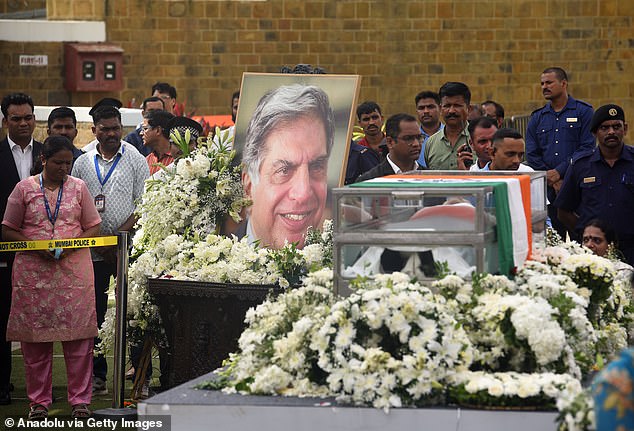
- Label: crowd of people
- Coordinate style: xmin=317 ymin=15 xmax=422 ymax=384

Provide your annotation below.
xmin=0 ymin=83 xmax=207 ymax=419
xmin=0 ymin=64 xmax=632 ymax=419
xmin=346 ymin=66 xmax=634 ymax=268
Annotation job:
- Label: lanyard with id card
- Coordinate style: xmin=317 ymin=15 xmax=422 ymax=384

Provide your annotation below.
xmin=40 ymin=174 xmax=63 ymax=237
xmin=94 ymin=146 xmax=123 ymax=212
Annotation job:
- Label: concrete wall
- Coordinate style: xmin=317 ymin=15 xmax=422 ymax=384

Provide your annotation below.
xmin=0 ymin=0 xmax=632 ymax=120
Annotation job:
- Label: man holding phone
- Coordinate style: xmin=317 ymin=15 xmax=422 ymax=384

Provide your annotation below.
xmin=424 ymin=82 xmax=472 ymax=170
xmin=457 ymin=117 xmax=499 ymax=171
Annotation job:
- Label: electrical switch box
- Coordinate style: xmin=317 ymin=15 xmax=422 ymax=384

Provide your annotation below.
xmin=64 ymin=43 xmax=124 ymax=92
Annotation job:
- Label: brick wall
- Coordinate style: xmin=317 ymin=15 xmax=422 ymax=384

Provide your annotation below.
xmin=1 ymin=0 xmax=633 ymax=122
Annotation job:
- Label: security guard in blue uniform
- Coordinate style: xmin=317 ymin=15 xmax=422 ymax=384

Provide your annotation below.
xmin=525 ymin=67 xmax=595 ymax=239
xmin=345 ymin=140 xmax=383 ymax=185
xmin=555 ymin=104 xmax=634 ymax=265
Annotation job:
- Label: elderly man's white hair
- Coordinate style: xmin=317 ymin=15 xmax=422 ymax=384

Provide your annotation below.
xmin=243 ymin=84 xmax=335 ymax=184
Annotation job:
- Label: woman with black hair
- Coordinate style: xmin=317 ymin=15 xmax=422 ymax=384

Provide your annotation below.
xmin=2 ymin=136 xmax=101 ymax=419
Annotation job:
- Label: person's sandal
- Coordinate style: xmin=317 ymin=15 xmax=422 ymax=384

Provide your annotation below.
xmin=28 ymin=404 xmax=48 ymax=420
xmin=71 ymin=403 xmax=91 ymax=419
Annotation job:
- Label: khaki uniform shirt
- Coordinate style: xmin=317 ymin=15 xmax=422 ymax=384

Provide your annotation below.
xmin=423 ymin=125 xmax=470 ymax=170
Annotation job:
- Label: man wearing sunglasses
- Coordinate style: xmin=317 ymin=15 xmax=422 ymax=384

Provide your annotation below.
xmin=355 ymin=113 xmax=425 ymax=182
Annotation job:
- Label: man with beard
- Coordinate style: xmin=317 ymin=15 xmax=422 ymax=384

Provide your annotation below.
xmin=356 ymin=113 xmax=424 ymax=181
xmin=355 ymin=101 xmax=386 ymax=155
xmin=424 ymin=82 xmax=472 ymax=170
xmin=81 ymin=98 xmax=125 ymax=154
xmin=556 ymin=104 xmax=634 ymax=265
xmin=71 ymin=105 xmax=149 ymax=395
xmin=526 ymin=67 xmax=594 ymax=240
xmin=415 ymin=90 xmax=443 ymax=168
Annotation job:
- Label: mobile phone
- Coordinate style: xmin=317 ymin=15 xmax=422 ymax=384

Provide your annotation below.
xmin=462 ymin=142 xmax=473 ymax=168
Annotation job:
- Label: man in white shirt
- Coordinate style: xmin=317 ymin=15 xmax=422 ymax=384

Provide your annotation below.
xmin=485 ymin=128 xmax=534 ymax=172
xmin=457 ymin=116 xmax=499 ymax=171
xmin=0 ymin=92 xmax=42 ymax=405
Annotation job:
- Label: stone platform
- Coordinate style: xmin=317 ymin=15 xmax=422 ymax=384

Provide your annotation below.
xmin=139 ymin=372 xmax=559 ymax=431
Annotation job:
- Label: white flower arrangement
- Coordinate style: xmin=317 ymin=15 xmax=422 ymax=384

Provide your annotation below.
xmin=213 ymin=272 xmax=474 ymax=411
xmin=222 ymin=269 xmax=336 ymax=398
xmin=202 ymin=240 xmax=631 ymax=423
xmin=435 ymin=270 xmax=597 ymax=379
xmin=134 ymin=131 xmax=250 ymax=252
xmin=99 ymin=225 xmax=334 ymax=353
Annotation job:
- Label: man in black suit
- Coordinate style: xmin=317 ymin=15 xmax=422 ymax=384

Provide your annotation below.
xmin=0 ymin=92 xmax=42 ymax=405
xmin=355 ymin=113 xmax=425 ymax=182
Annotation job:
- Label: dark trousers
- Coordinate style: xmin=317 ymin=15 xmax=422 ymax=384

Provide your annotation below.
xmin=93 ymin=260 xmax=117 ymax=381
xmin=130 ymin=342 xmax=152 ymax=379
xmin=0 ymin=259 xmax=13 ymax=389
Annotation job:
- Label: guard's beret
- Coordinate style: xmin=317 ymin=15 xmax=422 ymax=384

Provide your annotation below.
xmin=89 ymin=98 xmax=123 ymax=117
xmin=590 ymin=104 xmax=625 ymax=133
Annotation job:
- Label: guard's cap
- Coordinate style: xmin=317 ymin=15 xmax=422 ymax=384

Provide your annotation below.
xmin=590 ymin=104 xmax=625 ymax=133
xmin=167 ymin=116 xmax=203 ymax=140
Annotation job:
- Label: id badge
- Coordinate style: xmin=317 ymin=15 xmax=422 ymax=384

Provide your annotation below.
xmin=95 ymin=194 xmax=106 ymax=212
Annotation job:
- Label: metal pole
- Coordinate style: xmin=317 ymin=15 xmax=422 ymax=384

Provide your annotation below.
xmin=93 ymin=231 xmax=137 ymax=421
xmin=112 ymin=230 xmax=129 ymax=409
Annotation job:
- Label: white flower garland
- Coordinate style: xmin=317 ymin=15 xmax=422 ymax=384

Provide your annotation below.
xmin=451 ymin=370 xmax=582 ymax=401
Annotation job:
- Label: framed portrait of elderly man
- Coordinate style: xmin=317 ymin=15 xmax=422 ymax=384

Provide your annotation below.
xmin=232 ymin=72 xmax=361 ymax=249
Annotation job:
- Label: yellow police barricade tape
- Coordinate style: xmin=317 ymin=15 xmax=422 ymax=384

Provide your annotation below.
xmin=0 ymin=236 xmax=118 ymax=252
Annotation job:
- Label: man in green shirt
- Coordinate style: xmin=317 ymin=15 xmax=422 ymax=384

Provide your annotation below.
xmin=424 ymin=82 xmax=472 ymax=170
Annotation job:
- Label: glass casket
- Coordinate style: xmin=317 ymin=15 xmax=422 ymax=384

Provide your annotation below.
xmin=332 ymin=171 xmax=547 ymax=296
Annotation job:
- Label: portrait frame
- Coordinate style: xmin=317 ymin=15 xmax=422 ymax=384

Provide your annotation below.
xmin=234 ymin=72 xmax=361 ymax=187
xmin=232 ymin=72 xmax=361 ymax=249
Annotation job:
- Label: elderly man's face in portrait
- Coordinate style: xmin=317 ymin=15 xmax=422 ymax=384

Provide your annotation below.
xmin=243 ymin=116 xmax=329 ymax=249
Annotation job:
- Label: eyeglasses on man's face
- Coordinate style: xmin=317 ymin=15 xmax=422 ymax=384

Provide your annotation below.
xmin=394 ymin=134 xmax=424 ymax=145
